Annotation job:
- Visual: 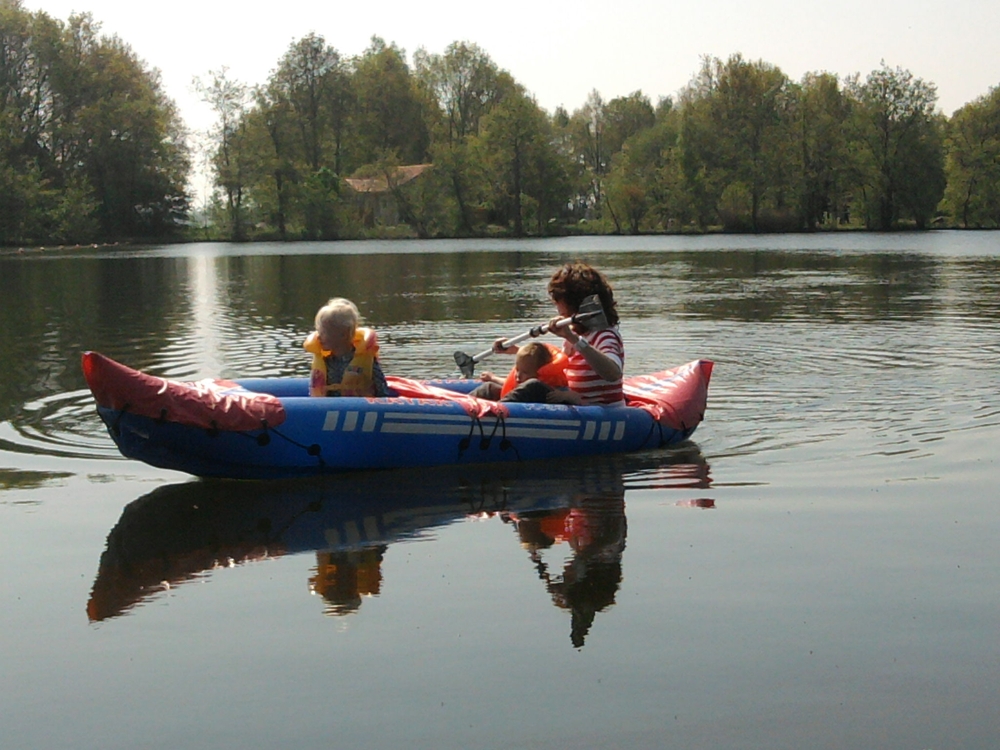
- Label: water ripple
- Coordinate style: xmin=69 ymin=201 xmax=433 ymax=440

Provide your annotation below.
xmin=0 ymin=390 xmax=119 ymax=460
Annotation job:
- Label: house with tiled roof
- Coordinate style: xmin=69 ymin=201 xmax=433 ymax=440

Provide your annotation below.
xmin=344 ymin=164 xmax=433 ymax=228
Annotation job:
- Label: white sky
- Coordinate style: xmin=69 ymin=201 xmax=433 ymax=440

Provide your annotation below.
xmin=25 ymin=0 xmax=1000 ymax=163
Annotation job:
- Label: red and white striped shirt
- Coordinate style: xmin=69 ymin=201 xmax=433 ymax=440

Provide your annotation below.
xmin=564 ymin=327 xmax=625 ymax=406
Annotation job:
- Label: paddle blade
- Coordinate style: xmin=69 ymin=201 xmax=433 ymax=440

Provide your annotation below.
xmin=454 ymin=351 xmax=476 ymax=378
xmin=575 ymin=295 xmax=609 ymax=330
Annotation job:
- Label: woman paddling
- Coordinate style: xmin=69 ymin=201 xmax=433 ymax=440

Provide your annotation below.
xmin=492 ymin=263 xmax=624 ymax=407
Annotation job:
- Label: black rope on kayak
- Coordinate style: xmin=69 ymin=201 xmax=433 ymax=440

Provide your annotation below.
xmin=480 ymin=415 xmax=502 ymax=450
xmin=206 ymin=420 xmax=220 ymax=438
xmin=267 ymin=427 xmax=326 ymax=467
xmin=457 ymin=416 xmax=481 ymax=458
xmin=226 ymin=420 xmax=273 ymax=448
xmin=498 ymin=414 xmax=512 ymax=452
xmin=497 ymin=414 xmax=521 ymax=459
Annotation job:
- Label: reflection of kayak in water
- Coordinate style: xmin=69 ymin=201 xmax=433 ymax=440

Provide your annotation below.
xmin=88 ymin=450 xmax=711 ymax=640
xmin=81 ymin=351 xmax=713 ymax=479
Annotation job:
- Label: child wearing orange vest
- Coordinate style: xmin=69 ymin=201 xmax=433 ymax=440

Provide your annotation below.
xmin=473 ymin=341 xmax=568 ymax=403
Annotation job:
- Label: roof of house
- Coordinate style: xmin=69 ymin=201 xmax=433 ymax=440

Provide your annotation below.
xmin=344 ymin=164 xmax=433 ymax=194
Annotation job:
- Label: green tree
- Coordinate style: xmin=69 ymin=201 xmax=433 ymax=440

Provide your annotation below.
xmin=271 ymin=33 xmax=351 ymax=174
xmin=598 ymin=91 xmax=656 ymax=232
xmin=796 ymin=72 xmax=852 ymax=228
xmin=414 ymin=41 xmax=506 ymax=142
xmin=943 ymin=86 xmax=1000 ymax=227
xmin=414 ymin=41 xmax=514 ymax=234
xmin=699 ymin=54 xmax=794 ymax=231
xmin=76 ymin=35 xmax=189 ymax=237
xmin=0 ymin=2 xmax=188 ymax=244
xmin=477 ymin=90 xmax=572 ymax=236
xmin=249 ymin=85 xmax=297 ymax=239
xmin=568 ymin=90 xmax=609 ymax=216
xmin=195 ymin=67 xmax=252 ymax=240
xmin=264 ymin=35 xmax=353 ymax=239
xmin=602 ymin=91 xmax=655 ymax=157
xmin=351 ymin=37 xmax=430 ymax=167
xmin=846 ymin=63 xmax=945 ymax=229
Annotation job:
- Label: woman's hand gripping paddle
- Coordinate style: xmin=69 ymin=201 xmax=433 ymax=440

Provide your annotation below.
xmin=453 ymin=295 xmax=608 ymax=378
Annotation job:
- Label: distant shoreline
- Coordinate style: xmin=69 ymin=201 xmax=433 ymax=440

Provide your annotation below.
xmin=5 ymin=225 xmax=996 ymax=256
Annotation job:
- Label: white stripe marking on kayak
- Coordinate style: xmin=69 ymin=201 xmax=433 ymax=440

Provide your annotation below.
xmin=613 ymin=421 xmax=625 ymax=441
xmin=323 ymin=412 xmax=340 ymax=431
xmin=505 ymin=427 xmax=580 ymax=440
xmin=363 ymin=412 xmax=378 ymax=432
xmin=379 ymin=423 xmax=471 ymax=436
xmin=501 ymin=416 xmax=583 ymax=427
xmin=380 ymin=423 xmax=579 ymax=440
xmin=598 ymin=422 xmax=611 ymax=440
xmin=583 ymin=422 xmax=596 ymax=440
xmin=383 ymin=412 xmax=471 ymax=422
xmin=383 ymin=412 xmax=583 ymax=428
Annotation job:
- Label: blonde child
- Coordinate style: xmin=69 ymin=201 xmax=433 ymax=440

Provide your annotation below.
xmin=305 ymin=298 xmax=390 ymax=397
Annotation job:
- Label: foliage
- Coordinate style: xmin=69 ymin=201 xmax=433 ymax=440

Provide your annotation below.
xmin=678 ymin=54 xmax=797 ymax=232
xmin=0 ymin=0 xmax=190 ymax=245
xmin=414 ymin=42 xmax=514 ymax=234
xmin=845 ymin=63 xmax=945 ymax=229
xmin=796 ymin=73 xmax=853 ymax=229
xmin=476 ymin=89 xmax=574 ymax=236
xmin=187 ymin=32 xmax=997 ymax=239
xmin=352 ymin=37 xmax=430 ymax=168
xmin=194 ymin=67 xmax=253 ymax=241
xmin=943 ymin=86 xmax=1000 ymax=227
xmin=6 ymin=2 xmax=997 ymax=246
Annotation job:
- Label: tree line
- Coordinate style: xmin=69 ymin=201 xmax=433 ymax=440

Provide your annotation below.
xmin=0 ymin=0 xmax=188 ymax=246
xmin=198 ymin=40 xmax=1000 ymax=239
xmin=2 ymin=1 xmax=999 ymax=246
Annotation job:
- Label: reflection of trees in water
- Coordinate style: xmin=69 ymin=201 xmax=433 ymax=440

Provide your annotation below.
xmin=6 ymin=247 xmax=999 ymax=421
xmin=221 ymin=252 xmax=545 ymax=327
xmin=619 ymin=250 xmax=975 ymax=323
xmin=0 ymin=256 xmax=194 ymax=418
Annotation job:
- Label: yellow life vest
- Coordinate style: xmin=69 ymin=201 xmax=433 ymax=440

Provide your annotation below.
xmin=304 ymin=328 xmax=380 ymax=397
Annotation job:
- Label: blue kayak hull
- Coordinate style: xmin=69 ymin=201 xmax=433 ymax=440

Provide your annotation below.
xmin=97 ymin=377 xmax=697 ymax=479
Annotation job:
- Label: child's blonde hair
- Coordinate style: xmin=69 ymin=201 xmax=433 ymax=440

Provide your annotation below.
xmin=315 ymin=298 xmax=360 ymax=339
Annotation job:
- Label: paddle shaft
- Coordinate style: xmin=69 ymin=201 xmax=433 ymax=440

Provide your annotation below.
xmin=454 ymin=294 xmax=607 ymax=378
xmin=466 ymin=310 xmax=596 ymax=366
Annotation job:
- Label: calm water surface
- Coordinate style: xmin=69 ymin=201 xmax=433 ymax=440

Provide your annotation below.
xmin=1 ymin=233 xmax=999 ymax=749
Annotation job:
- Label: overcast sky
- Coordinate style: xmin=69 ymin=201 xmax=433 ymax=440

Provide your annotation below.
xmin=25 ymin=0 xmax=1000 ymax=142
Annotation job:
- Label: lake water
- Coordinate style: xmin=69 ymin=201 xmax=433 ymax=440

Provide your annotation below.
xmin=2 ymin=233 xmax=998 ymax=749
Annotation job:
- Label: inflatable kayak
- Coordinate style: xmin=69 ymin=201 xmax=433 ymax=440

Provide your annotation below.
xmin=82 ymin=351 xmax=712 ymax=480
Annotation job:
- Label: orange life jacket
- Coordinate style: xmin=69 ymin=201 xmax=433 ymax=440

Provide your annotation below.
xmin=499 ymin=343 xmax=569 ymax=397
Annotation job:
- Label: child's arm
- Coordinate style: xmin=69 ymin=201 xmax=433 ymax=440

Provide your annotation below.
xmin=480 ymin=371 xmax=504 ymax=385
